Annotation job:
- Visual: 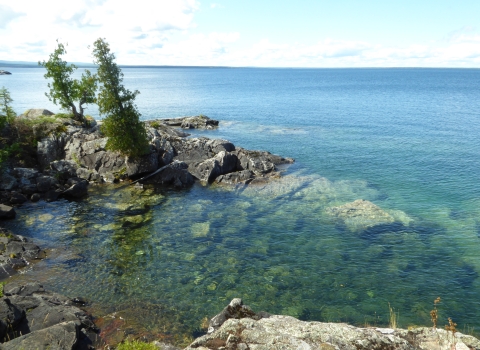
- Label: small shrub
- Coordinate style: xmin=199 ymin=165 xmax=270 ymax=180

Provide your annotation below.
xmin=150 ymin=121 xmax=161 ymax=129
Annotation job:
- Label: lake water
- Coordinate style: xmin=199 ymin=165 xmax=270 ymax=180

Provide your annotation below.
xmin=1 ymin=67 xmax=480 ymax=343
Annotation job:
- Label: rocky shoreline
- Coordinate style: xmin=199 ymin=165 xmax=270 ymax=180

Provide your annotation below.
xmin=0 ymin=110 xmax=293 ymax=209
xmin=1 ymin=111 xmax=480 ymax=349
xmin=3 ymin=284 xmax=480 ymax=350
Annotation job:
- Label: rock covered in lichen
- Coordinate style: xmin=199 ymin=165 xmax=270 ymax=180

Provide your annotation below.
xmin=186 ymin=299 xmax=480 ymax=350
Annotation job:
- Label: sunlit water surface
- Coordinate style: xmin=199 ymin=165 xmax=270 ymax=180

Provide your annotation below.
xmin=1 ymin=68 xmax=480 ymax=342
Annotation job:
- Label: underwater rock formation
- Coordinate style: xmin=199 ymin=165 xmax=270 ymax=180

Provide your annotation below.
xmin=326 ymin=199 xmax=410 ymax=232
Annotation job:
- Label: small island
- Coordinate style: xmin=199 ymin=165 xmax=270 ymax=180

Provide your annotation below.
xmin=0 ymin=70 xmax=12 ymax=75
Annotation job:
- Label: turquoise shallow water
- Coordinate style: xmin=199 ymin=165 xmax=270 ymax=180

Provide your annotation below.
xmin=1 ymin=68 xmax=480 ymax=340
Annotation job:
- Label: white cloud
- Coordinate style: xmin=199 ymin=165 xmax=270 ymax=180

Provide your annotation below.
xmin=210 ymin=3 xmax=225 ymax=9
xmin=0 ymin=4 xmax=25 ymax=29
xmin=1 ymin=1 xmax=480 ymax=67
xmin=0 ymin=0 xmax=199 ymax=63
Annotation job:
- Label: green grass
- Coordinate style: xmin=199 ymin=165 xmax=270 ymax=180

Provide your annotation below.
xmin=116 ymin=339 xmax=159 ymax=350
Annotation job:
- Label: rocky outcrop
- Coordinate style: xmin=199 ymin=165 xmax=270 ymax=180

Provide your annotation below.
xmin=186 ymin=299 xmax=480 ymax=350
xmin=61 ymin=118 xmax=292 ymax=188
xmin=139 ymin=161 xmax=195 ymax=188
xmin=0 ymin=228 xmax=46 ymax=279
xmin=0 ymin=112 xmax=293 ymax=205
xmin=189 ymin=151 xmax=238 ymax=184
xmin=0 ymin=281 xmax=100 ymax=349
xmin=0 ymin=70 xmax=11 ymax=75
xmin=215 ymin=170 xmax=255 ymax=185
xmin=161 ymin=115 xmax=219 ymax=129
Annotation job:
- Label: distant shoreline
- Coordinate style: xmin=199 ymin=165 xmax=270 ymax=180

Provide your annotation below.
xmin=1 ymin=60 xmax=480 ymax=70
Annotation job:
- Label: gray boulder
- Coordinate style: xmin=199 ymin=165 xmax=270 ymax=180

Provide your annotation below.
xmin=215 ymin=170 xmax=255 ymax=185
xmin=126 ymin=151 xmax=159 ymax=177
xmin=0 ymin=282 xmax=98 ymax=349
xmin=8 ymin=192 xmax=27 ymax=205
xmin=161 ymin=115 xmax=219 ymax=129
xmin=172 ymin=137 xmax=235 ymax=165
xmin=0 ymin=173 xmax=17 ymax=191
xmin=234 ymin=148 xmax=294 ymax=175
xmin=62 ymin=180 xmax=88 ymax=198
xmin=0 ymin=205 xmax=15 ymax=219
xmin=0 ymin=298 xmax=25 ymax=340
xmin=50 ymin=160 xmax=78 ymax=180
xmin=44 ymin=189 xmax=63 ymax=202
xmin=37 ymin=136 xmax=66 ymax=170
xmin=189 ymin=151 xmax=238 ymax=183
xmin=36 ymin=175 xmax=58 ymax=193
xmin=19 ymin=184 xmax=37 ymax=195
xmin=21 ymin=109 xmax=54 ymax=118
xmin=12 ymin=168 xmax=39 ymax=184
xmin=1 ymin=321 xmax=80 ymax=350
xmin=150 ymin=137 xmax=174 ymax=165
xmin=30 ymin=193 xmax=41 ymax=202
xmin=140 ymin=161 xmax=194 ymax=188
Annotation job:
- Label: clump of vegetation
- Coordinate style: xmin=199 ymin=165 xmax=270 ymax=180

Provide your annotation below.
xmin=0 ymin=87 xmax=15 ymax=129
xmin=445 ymin=317 xmax=457 ymax=334
xmin=149 ymin=121 xmax=161 ymax=129
xmin=92 ymin=38 xmax=149 ymax=157
xmin=116 ymin=339 xmax=159 ymax=350
xmin=39 ymin=40 xmax=97 ymax=125
xmin=54 ymin=112 xmax=75 ymax=119
xmin=0 ymin=87 xmax=17 ymax=168
xmin=430 ymin=296 xmax=441 ymax=329
xmin=388 ymin=303 xmax=398 ymax=329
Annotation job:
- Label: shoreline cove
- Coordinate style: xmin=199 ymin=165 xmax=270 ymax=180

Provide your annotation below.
xmin=1 ymin=105 xmax=480 ymax=348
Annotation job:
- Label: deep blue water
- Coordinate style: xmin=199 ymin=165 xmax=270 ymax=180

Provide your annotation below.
xmin=2 ymin=67 xmax=480 ymax=340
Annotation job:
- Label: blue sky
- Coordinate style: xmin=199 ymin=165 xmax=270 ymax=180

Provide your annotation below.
xmin=1 ymin=0 xmax=480 ymax=67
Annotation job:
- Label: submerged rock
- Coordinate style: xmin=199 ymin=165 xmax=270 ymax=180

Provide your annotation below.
xmin=0 ymin=205 xmax=15 ymax=220
xmin=326 ymin=199 xmax=397 ymax=232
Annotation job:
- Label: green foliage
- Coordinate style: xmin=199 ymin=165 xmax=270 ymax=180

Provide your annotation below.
xmin=116 ymin=339 xmax=159 ymax=350
xmin=150 ymin=121 xmax=161 ymax=129
xmin=54 ymin=112 xmax=75 ymax=119
xmin=0 ymin=87 xmax=16 ymax=129
xmin=39 ymin=41 xmax=97 ymax=124
xmin=92 ymin=38 xmax=149 ymax=157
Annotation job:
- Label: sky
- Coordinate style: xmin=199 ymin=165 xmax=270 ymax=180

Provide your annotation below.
xmin=1 ymin=0 xmax=480 ymax=67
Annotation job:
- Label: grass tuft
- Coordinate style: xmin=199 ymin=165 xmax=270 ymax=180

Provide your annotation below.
xmin=388 ymin=303 xmax=398 ymax=329
xmin=116 ymin=339 xmax=159 ymax=350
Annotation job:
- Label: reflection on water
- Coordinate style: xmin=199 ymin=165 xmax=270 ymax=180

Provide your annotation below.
xmin=3 ymin=170 xmax=480 ymax=344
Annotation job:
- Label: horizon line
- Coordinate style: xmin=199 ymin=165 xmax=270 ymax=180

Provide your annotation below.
xmin=1 ymin=60 xmax=480 ymax=70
